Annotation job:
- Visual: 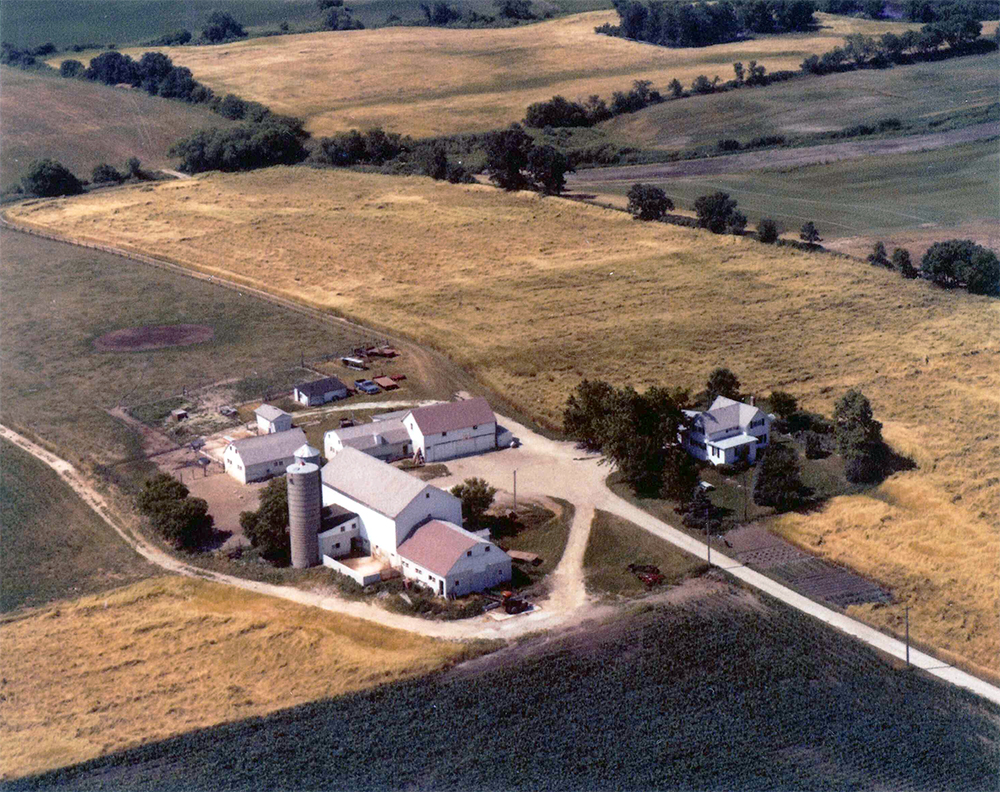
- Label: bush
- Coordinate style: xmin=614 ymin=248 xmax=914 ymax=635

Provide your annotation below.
xmin=202 ymin=11 xmax=247 ymax=43
xmin=91 ymin=163 xmax=124 ymax=184
xmin=59 ymin=59 xmax=85 ymax=78
xmin=170 ymin=119 xmax=309 ymax=174
xmin=451 ymin=478 xmax=498 ymax=526
xmin=921 ymin=239 xmax=999 ymax=296
xmin=757 ymin=217 xmax=780 ymax=244
xmin=626 ymin=183 xmax=673 ymax=221
xmin=20 ymin=159 xmax=83 ymax=197
xmin=136 ymin=473 xmax=212 ymax=549
xmin=694 ymin=191 xmax=744 ymax=234
xmin=240 ymin=478 xmax=290 ymax=563
xmin=800 ymin=221 xmax=821 ymax=245
xmin=717 ymin=138 xmax=741 ymax=152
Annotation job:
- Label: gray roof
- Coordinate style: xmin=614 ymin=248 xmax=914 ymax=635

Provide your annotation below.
xmin=254 ymin=404 xmax=289 ymax=422
xmin=295 ymin=376 xmax=347 ymax=398
xmin=332 ymin=419 xmax=409 ymax=452
xmin=372 ymin=409 xmax=413 ymax=423
xmin=321 ymin=446 xmax=434 ymax=518
xmin=701 ymin=396 xmax=762 ymax=436
xmin=230 ymin=428 xmax=307 ymax=466
xmin=397 ymin=520 xmax=482 ymax=577
xmin=407 ymin=397 xmax=495 ymax=435
xmin=294 ymin=443 xmax=322 ymax=458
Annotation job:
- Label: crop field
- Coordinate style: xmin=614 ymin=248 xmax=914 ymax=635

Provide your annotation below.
xmin=584 ymin=139 xmax=1000 ymax=245
xmin=584 ymin=509 xmax=707 ymax=597
xmin=56 ymin=12 xmax=925 ymax=137
xmin=8 ymin=167 xmax=997 ymax=673
xmin=0 ymin=67 xmax=235 ymax=192
xmin=10 ymin=587 xmax=998 ymax=791
xmin=603 ymin=52 xmax=1000 ymax=150
xmin=0 ymin=576 xmax=474 ymax=780
xmin=0 ymin=438 xmax=154 ymax=613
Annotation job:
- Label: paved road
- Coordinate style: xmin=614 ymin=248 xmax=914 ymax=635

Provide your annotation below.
xmin=567 ymin=122 xmax=1000 ymax=187
xmin=4 ymin=419 xmax=999 ymax=705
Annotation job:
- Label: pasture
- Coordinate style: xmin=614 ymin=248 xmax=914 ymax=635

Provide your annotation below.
xmin=0 ymin=438 xmax=154 ymax=613
xmin=9 ymin=588 xmax=998 ymax=790
xmin=0 ymin=576 xmax=474 ymax=779
xmin=56 ymin=12 xmax=927 ymax=137
xmin=0 ymin=67 xmax=235 ymax=191
xmin=8 ymin=167 xmax=997 ymax=673
xmin=602 ymin=52 xmax=1000 ymax=150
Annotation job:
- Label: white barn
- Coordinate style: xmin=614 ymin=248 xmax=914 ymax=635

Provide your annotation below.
xmin=293 ymin=376 xmax=348 ymax=407
xmin=682 ymin=396 xmax=771 ymax=466
xmin=403 ymin=397 xmax=497 ymax=463
xmin=224 ymin=427 xmax=308 ymax=484
xmin=397 ymin=520 xmax=512 ymax=597
xmin=324 ymin=419 xmax=412 ymax=463
xmin=255 ymin=404 xmax=292 ymax=434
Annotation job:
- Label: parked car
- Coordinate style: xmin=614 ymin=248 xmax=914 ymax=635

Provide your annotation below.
xmin=354 ymin=379 xmax=380 ymax=395
xmin=698 ymin=480 xmax=715 ymax=491
xmin=509 ymin=437 xmax=521 ymax=448
xmin=218 ymin=405 xmax=237 ymax=418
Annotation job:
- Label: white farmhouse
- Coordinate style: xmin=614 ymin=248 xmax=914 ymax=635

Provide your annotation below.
xmin=682 ymin=396 xmax=771 ymax=466
xmin=293 ymin=376 xmax=348 ymax=407
xmin=255 ymin=404 xmax=292 ymax=434
xmin=403 ymin=397 xmax=497 ymax=463
xmin=224 ymin=427 xmax=308 ymax=484
xmin=324 ymin=418 xmax=412 ymax=463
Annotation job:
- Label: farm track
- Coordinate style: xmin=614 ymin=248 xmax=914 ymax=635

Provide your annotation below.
xmin=568 ymin=121 xmax=1000 ymax=185
xmin=3 ymin=217 xmax=999 ymax=704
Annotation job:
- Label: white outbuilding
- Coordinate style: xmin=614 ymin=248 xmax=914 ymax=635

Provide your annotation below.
xmin=324 ymin=418 xmax=412 ymax=463
xmin=224 ymin=427 xmax=308 ymax=484
xmin=293 ymin=376 xmax=348 ymax=407
xmin=403 ymin=397 xmax=497 ymax=463
xmin=396 ymin=519 xmax=512 ymax=597
xmin=255 ymin=404 xmax=292 ymax=434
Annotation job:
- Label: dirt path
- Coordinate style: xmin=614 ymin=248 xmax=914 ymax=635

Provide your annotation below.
xmin=567 ymin=122 xmax=1000 ymax=186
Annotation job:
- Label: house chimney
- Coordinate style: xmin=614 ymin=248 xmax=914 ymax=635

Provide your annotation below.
xmin=749 ymin=395 xmax=755 ymax=406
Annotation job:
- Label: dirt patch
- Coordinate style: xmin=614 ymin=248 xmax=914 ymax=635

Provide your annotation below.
xmin=94 ymin=324 xmax=214 ymax=352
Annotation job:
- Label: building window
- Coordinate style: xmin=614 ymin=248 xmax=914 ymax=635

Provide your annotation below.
xmin=442 ymin=431 xmax=447 ymax=437
xmin=485 ymin=546 xmax=490 ymax=552
xmin=473 ymin=425 xmax=478 ymax=430
xmin=426 ymin=493 xmax=430 ymax=499
xmin=340 ymin=526 xmax=345 ymax=532
xmin=335 ymin=542 xmax=340 ymax=549
xmin=466 ymin=550 xmax=472 ymax=557
xmin=455 ymin=580 xmax=460 ymax=587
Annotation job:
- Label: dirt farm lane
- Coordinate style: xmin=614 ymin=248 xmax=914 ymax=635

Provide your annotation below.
xmin=3 ymin=420 xmax=999 ymax=706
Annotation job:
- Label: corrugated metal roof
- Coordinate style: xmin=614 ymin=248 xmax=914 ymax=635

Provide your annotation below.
xmin=408 ymin=397 xmax=495 ymax=436
xmin=294 ymin=443 xmax=321 ymax=458
xmin=321 ymin=446 xmax=435 ymax=518
xmin=229 ymin=428 xmax=307 ymax=466
xmin=295 ymin=376 xmax=347 ymax=398
xmin=397 ymin=520 xmax=481 ymax=577
xmin=254 ymin=404 xmax=289 ymax=422
xmin=331 ymin=419 xmax=409 ymax=451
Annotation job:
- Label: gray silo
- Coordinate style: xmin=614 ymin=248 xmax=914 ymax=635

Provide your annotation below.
xmin=286 ymin=460 xmax=321 ymax=568
xmin=293 ymin=443 xmax=322 ymax=467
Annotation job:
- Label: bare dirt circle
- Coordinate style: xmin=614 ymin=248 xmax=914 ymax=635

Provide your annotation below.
xmin=94 ymin=324 xmax=215 ymax=352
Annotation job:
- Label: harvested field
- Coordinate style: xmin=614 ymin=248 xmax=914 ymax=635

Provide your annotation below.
xmin=57 ymin=13 xmax=926 ymax=137
xmin=6 ymin=167 xmax=998 ymax=673
xmin=93 ymin=323 xmax=214 ymax=352
xmin=0 ymin=576 xmax=474 ymax=780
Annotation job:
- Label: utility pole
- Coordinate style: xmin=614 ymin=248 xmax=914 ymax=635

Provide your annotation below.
xmin=905 ymin=606 xmax=911 ymax=667
xmin=706 ymin=524 xmax=711 ymax=565
xmin=513 ymin=469 xmax=517 ymax=514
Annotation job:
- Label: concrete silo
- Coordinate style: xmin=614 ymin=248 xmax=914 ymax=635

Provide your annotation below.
xmin=286 ymin=460 xmax=321 ymax=568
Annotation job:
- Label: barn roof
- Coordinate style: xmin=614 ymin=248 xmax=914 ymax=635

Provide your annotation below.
xmin=331 ymin=419 xmax=409 ymax=452
xmin=295 ymin=376 xmax=347 ymax=398
xmin=229 ymin=428 xmax=307 ymax=466
xmin=407 ymin=397 xmax=495 ymax=435
xmin=397 ymin=520 xmax=482 ymax=577
xmin=254 ymin=404 xmax=289 ymax=422
xmin=322 ymin=447 xmax=442 ymax=518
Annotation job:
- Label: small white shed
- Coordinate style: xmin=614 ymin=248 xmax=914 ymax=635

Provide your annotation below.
xmin=255 ymin=404 xmax=292 ymax=434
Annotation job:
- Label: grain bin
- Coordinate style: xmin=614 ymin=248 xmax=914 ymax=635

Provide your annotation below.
xmin=293 ymin=443 xmax=322 ymax=467
xmin=286 ymin=460 xmax=321 ymax=568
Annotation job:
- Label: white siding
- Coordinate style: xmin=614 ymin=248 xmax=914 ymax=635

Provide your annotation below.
xmin=257 ymin=413 xmax=292 ymax=434
xmin=318 ymin=518 xmax=360 ymax=558
xmin=404 ymin=416 xmax=497 ymax=462
xmin=322 ymin=487 xmax=400 ymax=559
xmin=394 ymin=487 xmax=463 ymax=548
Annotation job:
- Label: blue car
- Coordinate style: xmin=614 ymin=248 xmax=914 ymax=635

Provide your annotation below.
xmin=354 ymin=379 xmax=380 ymax=395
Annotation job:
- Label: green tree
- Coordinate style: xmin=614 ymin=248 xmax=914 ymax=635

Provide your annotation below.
xmin=668 ymin=78 xmax=684 ymax=98
xmin=706 ymin=367 xmax=741 ymax=401
xmin=691 ymin=74 xmax=716 ymax=94
xmin=483 ymin=124 xmax=534 ymax=191
xmin=732 ymin=61 xmax=745 ymax=84
xmin=563 ymin=379 xmax=615 ymax=450
xmin=494 ymin=0 xmax=535 ymax=19
xmin=893 ymin=247 xmax=917 ymax=278
xmin=867 ymin=241 xmax=891 ymax=268
xmin=834 ymin=389 xmax=887 ymax=483
xmin=136 ymin=473 xmax=212 ymax=549
xmin=91 ymin=163 xmax=124 ymax=184
xmin=682 ymin=485 xmax=720 ymax=533
xmin=59 ymin=59 xmax=85 ymax=78
xmin=800 ymin=221 xmax=821 ymax=245
xmin=768 ymin=390 xmax=798 ymax=420
xmin=757 ymin=217 xmax=779 ymax=244
xmin=20 ymin=159 xmax=83 ymax=197
xmin=202 ymin=11 xmax=247 ymax=42
xmin=240 ymin=478 xmax=290 ymax=562
xmin=420 ymin=145 xmax=449 ymax=180
xmin=626 ymin=183 xmax=673 ymax=221
xmin=921 ymin=239 xmax=999 ymax=296
xmin=694 ymin=191 xmax=744 ymax=234
xmin=451 ymin=478 xmax=498 ymax=526
xmin=126 ymin=157 xmax=142 ymax=178
xmin=753 ymin=443 xmax=803 ymax=511
xmin=137 ymin=472 xmax=190 ymax=515
xmin=527 ymin=144 xmax=572 ymax=194
xmin=661 ymin=445 xmax=700 ymax=504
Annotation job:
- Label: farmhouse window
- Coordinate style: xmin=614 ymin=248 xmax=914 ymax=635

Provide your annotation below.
xmin=485 ymin=546 xmax=490 ymax=552
xmin=335 ymin=542 xmax=340 ymax=549
xmin=442 ymin=431 xmax=447 ymax=436
xmin=466 ymin=551 xmax=472 ymax=557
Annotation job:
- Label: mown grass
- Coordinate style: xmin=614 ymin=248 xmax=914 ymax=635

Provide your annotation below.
xmin=584 ymin=509 xmax=708 ymax=598
xmin=0 ymin=66 xmax=236 ymax=191
xmin=8 ymin=589 xmax=997 ymax=791
xmin=0 ymin=438 xmax=155 ymax=612
xmin=0 ymin=575 xmax=477 ymax=780
xmin=496 ymin=498 xmax=574 ymax=593
xmin=602 ymin=52 xmax=1000 ymax=150
xmin=10 ymin=167 xmax=996 ymax=673
xmin=56 ymin=12 xmax=927 ymax=137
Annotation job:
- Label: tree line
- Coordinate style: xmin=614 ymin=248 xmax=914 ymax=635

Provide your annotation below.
xmin=866 ymin=239 xmax=999 ymax=296
xmin=596 ymin=0 xmax=816 ymax=48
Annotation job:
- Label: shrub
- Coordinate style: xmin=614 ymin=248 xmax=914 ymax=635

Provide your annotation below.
xmin=757 ymin=217 xmax=779 ymax=244
xmin=451 ymin=478 xmax=498 ymax=526
xmin=800 ymin=221 xmax=821 ymax=245
xmin=694 ymin=191 xmax=744 ymax=234
xmin=21 ymin=159 xmax=83 ymax=197
xmin=91 ymin=163 xmax=124 ymax=184
xmin=717 ymin=138 xmax=741 ymax=152
xmin=202 ymin=11 xmax=247 ymax=43
xmin=59 ymin=59 xmax=85 ymax=78
xmin=626 ymin=183 xmax=673 ymax=221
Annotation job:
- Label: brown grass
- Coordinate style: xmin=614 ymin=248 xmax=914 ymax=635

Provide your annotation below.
xmin=0 ymin=576 xmax=472 ymax=780
xmin=7 ymin=167 xmax=998 ymax=673
xmin=53 ymin=13 xmax=925 ymax=138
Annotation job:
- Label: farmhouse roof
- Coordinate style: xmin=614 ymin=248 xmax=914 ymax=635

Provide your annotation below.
xmin=407 ymin=397 xmax=495 ymax=435
xmin=295 ymin=376 xmax=347 ymax=398
xmin=333 ymin=419 xmax=410 ymax=451
xmin=229 ymin=428 xmax=307 ymax=466
xmin=397 ymin=520 xmax=481 ymax=577
xmin=701 ymin=396 xmax=761 ymax=435
xmin=322 ymin=447 xmax=435 ymax=518
xmin=254 ymin=404 xmax=289 ymax=422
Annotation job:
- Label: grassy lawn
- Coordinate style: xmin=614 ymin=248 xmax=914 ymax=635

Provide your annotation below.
xmin=0 ymin=576 xmax=478 ymax=780
xmin=0 ymin=438 xmax=155 ymax=612
xmin=53 ymin=12 xmax=927 ymax=137
xmin=583 ymin=509 xmax=707 ymax=598
xmin=0 ymin=66 xmax=236 ymax=192
xmin=494 ymin=498 xmax=574 ymax=594
xmin=9 ymin=587 xmax=997 ymax=791
xmin=8 ymin=166 xmax=999 ymax=674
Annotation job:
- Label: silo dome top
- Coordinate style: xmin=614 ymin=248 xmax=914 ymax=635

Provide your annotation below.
xmin=286 ymin=460 xmax=319 ymax=475
xmin=294 ymin=444 xmax=321 ymax=459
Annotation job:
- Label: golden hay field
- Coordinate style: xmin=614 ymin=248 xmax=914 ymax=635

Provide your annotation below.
xmin=7 ymin=168 xmax=998 ymax=674
xmin=0 ymin=576 xmax=471 ymax=780
xmin=55 ymin=12 xmax=925 ymax=137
